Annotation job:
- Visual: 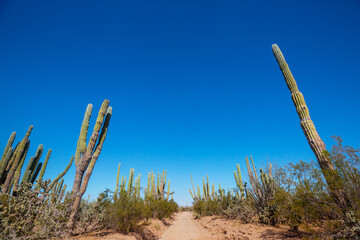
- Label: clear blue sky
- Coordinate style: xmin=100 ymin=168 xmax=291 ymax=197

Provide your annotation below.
xmin=0 ymin=0 xmax=359 ymax=206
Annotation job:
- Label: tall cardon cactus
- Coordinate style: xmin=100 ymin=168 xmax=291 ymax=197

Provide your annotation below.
xmin=272 ymin=44 xmax=333 ymax=172
xmin=67 ymin=99 xmax=112 ymax=230
xmin=272 ymin=44 xmax=347 ymax=206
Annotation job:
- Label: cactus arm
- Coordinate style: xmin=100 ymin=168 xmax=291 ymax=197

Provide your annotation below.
xmin=48 ymin=156 xmax=74 ymax=190
xmin=84 ymin=101 xmax=109 ymax=160
xmin=119 ymin=175 xmax=124 ymax=193
xmin=22 ymin=156 xmax=35 ymax=183
xmin=29 ymin=144 xmax=43 ymax=182
xmin=6 ymin=143 xmax=19 ymax=172
xmin=0 ymin=147 xmax=13 ymax=183
xmin=167 ymin=180 xmax=170 ymax=200
xmin=1 ymin=132 xmax=16 ymax=162
xmin=114 ymin=162 xmax=121 ymax=199
xmin=30 ymin=162 xmax=42 ymax=184
xmin=59 ymin=184 xmax=67 ymax=203
xmin=127 ymin=168 xmax=134 ymax=195
xmin=12 ymin=140 xmax=30 ymax=192
xmin=75 ymin=104 xmax=93 ymax=165
xmin=37 ymin=149 xmax=51 ymax=184
xmin=189 ymin=188 xmax=195 ymax=200
xmin=250 ymin=156 xmax=259 ymax=184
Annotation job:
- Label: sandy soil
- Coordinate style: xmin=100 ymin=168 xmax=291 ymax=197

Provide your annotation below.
xmin=159 ymin=212 xmax=217 ymax=240
xmin=197 ymin=215 xmax=301 ymax=240
xmin=73 ymin=217 xmax=172 ymax=240
xmin=74 ymin=212 xmax=301 ymax=240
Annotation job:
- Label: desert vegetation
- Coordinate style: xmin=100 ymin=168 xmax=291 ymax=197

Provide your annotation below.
xmin=189 ymin=45 xmax=360 ymax=239
xmin=0 ymin=100 xmax=178 ymax=239
xmin=0 ymin=45 xmax=359 ymax=239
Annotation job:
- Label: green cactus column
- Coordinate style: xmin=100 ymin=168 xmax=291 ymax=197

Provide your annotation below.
xmin=234 ymin=163 xmax=245 ymax=198
xmin=1 ymin=132 xmax=16 ymax=162
xmin=114 ymin=163 xmax=121 ymax=199
xmin=68 ymin=100 xmax=112 ymax=230
xmin=271 ymin=44 xmax=350 ymax=207
xmin=2 ymin=126 xmax=33 ymax=193
xmin=272 ymin=44 xmax=334 ymax=172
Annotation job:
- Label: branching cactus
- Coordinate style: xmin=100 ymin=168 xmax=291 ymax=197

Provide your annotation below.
xmin=245 ymin=156 xmax=277 ymax=225
xmin=67 ymin=99 xmax=112 ymax=230
xmin=21 ymin=144 xmax=43 ymax=184
xmin=2 ymin=126 xmax=33 ymax=193
xmin=234 ymin=163 xmax=245 ymax=199
xmin=190 ymin=175 xmax=219 ymax=201
xmin=145 ymin=170 xmax=173 ymax=201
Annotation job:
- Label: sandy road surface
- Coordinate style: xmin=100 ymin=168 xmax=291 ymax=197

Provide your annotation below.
xmin=159 ymin=212 xmax=218 ymax=240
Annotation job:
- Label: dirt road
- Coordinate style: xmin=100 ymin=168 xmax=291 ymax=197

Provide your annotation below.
xmin=159 ymin=212 xmax=217 ymax=240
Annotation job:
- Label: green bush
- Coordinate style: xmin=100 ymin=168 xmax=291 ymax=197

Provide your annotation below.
xmin=0 ymin=182 xmax=70 ymax=240
xmin=105 ymin=189 xmax=145 ymax=233
xmin=193 ymin=198 xmax=220 ymax=217
xmin=220 ymin=195 xmax=255 ymax=223
xmin=271 ymin=137 xmax=360 ymax=238
xmin=105 ymin=189 xmax=178 ymax=234
xmin=146 ymin=198 xmax=178 ymax=220
xmin=75 ymin=189 xmax=111 ymax=234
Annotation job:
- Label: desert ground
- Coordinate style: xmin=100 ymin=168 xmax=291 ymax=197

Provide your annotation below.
xmin=75 ymin=212 xmax=300 ymax=240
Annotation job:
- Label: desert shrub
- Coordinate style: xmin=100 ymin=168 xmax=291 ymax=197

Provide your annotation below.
xmin=272 ymin=137 xmax=360 ymax=238
xmin=105 ymin=187 xmax=178 ymax=233
xmin=246 ymin=166 xmax=279 ymax=225
xmin=192 ymin=188 xmax=256 ymax=222
xmin=0 ymin=181 xmax=70 ymax=240
xmin=146 ymin=198 xmax=178 ymax=220
xmin=105 ymin=189 xmax=146 ymax=233
xmin=221 ymin=194 xmax=255 ymax=223
xmin=193 ymin=198 xmax=220 ymax=217
xmin=179 ymin=205 xmax=193 ymax=212
xmin=75 ymin=189 xmax=111 ymax=234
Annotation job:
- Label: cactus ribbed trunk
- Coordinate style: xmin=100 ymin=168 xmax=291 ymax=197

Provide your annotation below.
xmin=272 ymin=44 xmax=347 ymax=207
xmin=114 ymin=163 xmax=121 ymax=199
xmin=272 ymin=44 xmax=334 ymax=172
xmin=67 ymin=100 xmax=111 ymax=231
